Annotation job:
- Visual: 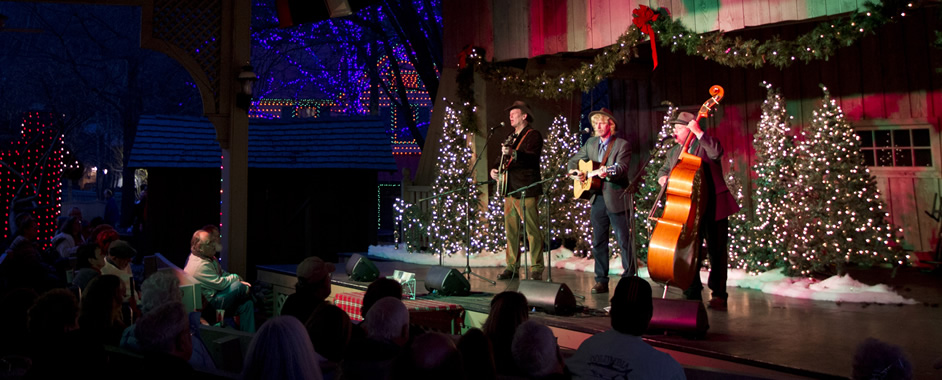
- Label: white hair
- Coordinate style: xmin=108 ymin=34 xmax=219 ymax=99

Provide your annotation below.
xmin=140 ymin=271 xmax=181 ymax=314
xmin=512 ymin=320 xmax=560 ymax=378
xmin=364 ymin=297 xmax=409 ymax=343
xmin=136 ymin=302 xmax=188 ymax=355
xmin=243 ymin=316 xmax=322 ymax=380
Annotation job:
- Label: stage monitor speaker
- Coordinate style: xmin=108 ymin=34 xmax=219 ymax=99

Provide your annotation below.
xmin=424 ymin=267 xmax=470 ymax=296
xmin=648 ymin=298 xmax=709 ymax=336
xmin=518 ymin=280 xmax=577 ymax=315
xmin=345 ymin=253 xmax=380 ymax=282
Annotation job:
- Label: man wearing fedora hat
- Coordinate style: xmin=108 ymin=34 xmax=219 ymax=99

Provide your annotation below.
xmin=567 ymin=107 xmax=636 ymax=294
xmin=657 ymin=111 xmax=739 ymax=310
xmin=490 ymin=101 xmax=545 ymax=281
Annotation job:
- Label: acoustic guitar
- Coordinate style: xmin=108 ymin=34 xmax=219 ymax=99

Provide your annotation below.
xmin=647 ymin=85 xmax=724 ymax=290
xmin=572 ymin=160 xmax=616 ymax=200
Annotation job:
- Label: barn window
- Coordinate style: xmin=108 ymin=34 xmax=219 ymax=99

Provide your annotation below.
xmin=856 ymin=127 xmax=934 ymax=168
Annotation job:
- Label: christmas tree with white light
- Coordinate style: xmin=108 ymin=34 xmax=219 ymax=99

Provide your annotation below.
xmin=428 ymin=104 xmax=479 ymax=256
xmin=725 ymin=159 xmax=751 ymax=271
xmin=632 ymin=105 xmax=678 ymax=261
xmin=732 ymin=83 xmax=797 ymax=273
xmin=778 ymin=85 xmax=907 ymax=276
xmin=540 ymin=115 xmax=591 ymax=254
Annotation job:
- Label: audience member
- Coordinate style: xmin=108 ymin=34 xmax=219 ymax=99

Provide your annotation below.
xmin=134 ymin=302 xmax=195 ymax=378
xmin=51 ymin=216 xmax=82 ymax=258
xmin=101 ymin=239 xmax=141 ymax=322
xmin=27 ymin=288 xmax=106 ymax=377
xmin=566 ymin=277 xmax=685 ymax=379
xmin=394 ymin=332 xmax=463 ymax=380
xmin=305 ymin=303 xmax=352 ymax=380
xmin=457 ymin=328 xmax=496 ymax=380
xmin=79 ymin=274 xmax=127 ymax=345
xmin=72 ymin=242 xmax=105 ymax=290
xmin=0 ymin=213 xmax=59 ymax=293
xmin=362 ymin=277 xmax=404 ymax=317
xmin=104 ymin=189 xmax=120 ymax=227
xmin=184 ymin=229 xmax=255 ymax=332
xmin=482 ymin=291 xmax=529 ymax=376
xmin=282 ymin=256 xmax=335 ymax=322
xmin=851 ymin=338 xmax=913 ymax=380
xmin=343 ymin=297 xmax=410 ymax=380
xmin=243 ymin=316 xmax=323 ymax=380
xmin=512 ymin=320 xmax=568 ymax=379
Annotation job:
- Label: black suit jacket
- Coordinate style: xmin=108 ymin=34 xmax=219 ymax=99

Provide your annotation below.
xmin=657 ymin=133 xmax=740 ymax=221
xmin=493 ymin=126 xmax=544 ymax=198
xmin=567 ymin=135 xmax=633 ymax=214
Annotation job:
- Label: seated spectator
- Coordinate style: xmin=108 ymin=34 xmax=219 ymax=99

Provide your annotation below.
xmin=184 ymin=229 xmax=255 ymax=332
xmin=305 ymin=303 xmax=352 ymax=380
xmin=134 ymin=302 xmax=195 ymax=378
xmin=282 ymin=256 xmax=335 ymax=322
xmin=79 ymin=274 xmax=127 ymax=346
xmin=101 ymin=240 xmax=138 ymax=302
xmin=51 ymin=216 xmax=83 ymax=259
xmin=27 ymin=288 xmax=106 ymax=377
xmin=852 ymin=337 xmax=913 ymax=380
xmin=512 ymin=321 xmax=568 ymax=379
xmin=120 ymin=271 xmax=215 ymax=370
xmin=362 ymin=277 xmax=403 ymax=317
xmin=458 ymin=328 xmax=496 ymax=380
xmin=395 ymin=332 xmax=463 ymax=379
xmin=243 ymin=316 xmax=322 ymax=380
xmin=566 ymin=277 xmax=685 ymax=380
xmin=343 ymin=297 xmax=410 ymax=380
xmin=0 ymin=213 xmax=59 ymax=293
xmin=482 ymin=291 xmax=529 ymax=376
xmin=72 ymin=242 xmax=105 ymax=291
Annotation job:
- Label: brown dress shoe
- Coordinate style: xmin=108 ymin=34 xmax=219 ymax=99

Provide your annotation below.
xmin=708 ymin=297 xmax=728 ymax=311
xmin=530 ymin=272 xmax=542 ymax=281
xmin=591 ymin=282 xmax=609 ymax=294
xmin=497 ymin=270 xmax=517 ymax=280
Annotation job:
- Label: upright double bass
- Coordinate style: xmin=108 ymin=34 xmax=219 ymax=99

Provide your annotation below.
xmin=647 ymin=85 xmax=724 ymax=290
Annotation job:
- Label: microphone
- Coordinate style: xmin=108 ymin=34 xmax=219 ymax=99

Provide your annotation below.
xmin=489 ymin=122 xmax=506 ymax=133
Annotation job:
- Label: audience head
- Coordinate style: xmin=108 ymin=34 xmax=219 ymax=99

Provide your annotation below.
xmin=14 ymin=213 xmax=37 ymax=239
xmin=243 ymin=316 xmax=322 ymax=380
xmin=457 ymin=328 xmax=496 ymax=380
xmin=200 ymin=224 xmax=222 ymax=253
xmin=482 ymin=291 xmax=529 ymax=339
xmin=28 ymin=288 xmax=80 ymax=336
xmin=402 ymin=332 xmax=462 ymax=378
xmin=107 ymin=240 xmax=137 ymax=270
xmin=361 ymin=277 xmax=403 ymax=317
xmin=75 ymin=243 xmax=106 ymax=271
xmin=94 ymin=226 xmax=119 ymax=253
xmin=296 ymin=256 xmax=335 ymax=300
xmin=88 ymin=216 xmax=105 ymax=230
xmin=190 ymin=230 xmax=215 ymax=259
xmin=512 ymin=320 xmax=564 ymax=378
xmin=609 ymin=276 xmax=653 ymax=336
xmin=140 ymin=271 xmax=182 ymax=314
xmin=58 ymin=216 xmax=81 ymax=237
xmin=136 ymin=302 xmax=192 ymax=361
xmin=852 ymin=338 xmax=913 ymax=380
xmin=364 ymin=297 xmax=409 ymax=346
xmin=80 ymin=274 xmax=125 ymax=328
xmin=69 ymin=207 xmax=83 ymax=222
xmin=305 ymin=303 xmax=352 ymax=363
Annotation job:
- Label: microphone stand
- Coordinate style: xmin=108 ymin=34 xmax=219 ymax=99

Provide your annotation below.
xmin=507 ymin=174 xmax=565 ymax=281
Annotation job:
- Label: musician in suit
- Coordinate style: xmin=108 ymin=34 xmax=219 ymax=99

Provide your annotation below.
xmin=490 ymin=101 xmax=545 ymax=281
xmin=567 ymin=108 xmax=635 ymax=294
xmin=656 ymin=111 xmax=740 ymax=310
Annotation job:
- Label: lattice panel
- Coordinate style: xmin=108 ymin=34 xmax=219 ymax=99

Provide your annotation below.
xmin=153 ymin=0 xmax=223 ymax=111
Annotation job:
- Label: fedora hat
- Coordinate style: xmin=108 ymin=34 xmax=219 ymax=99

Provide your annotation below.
xmin=505 ymin=100 xmax=534 ymax=122
xmin=668 ymin=111 xmax=696 ymax=126
xmin=588 ymin=107 xmax=617 ymax=125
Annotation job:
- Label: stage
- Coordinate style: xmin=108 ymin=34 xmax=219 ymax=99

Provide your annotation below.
xmin=258 ymin=256 xmax=942 ymax=379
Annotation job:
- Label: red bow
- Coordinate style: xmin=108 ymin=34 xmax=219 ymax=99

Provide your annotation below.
xmin=632 ymin=5 xmax=659 ymax=70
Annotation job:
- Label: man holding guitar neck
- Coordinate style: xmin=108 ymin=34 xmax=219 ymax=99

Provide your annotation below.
xmin=567 ymin=108 xmax=635 ymax=294
xmin=657 ymin=112 xmax=739 ymax=311
xmin=490 ymin=101 xmax=544 ymax=281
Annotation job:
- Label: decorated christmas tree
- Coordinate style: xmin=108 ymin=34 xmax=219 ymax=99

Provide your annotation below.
xmin=632 ymin=105 xmax=678 ymax=261
xmin=478 ymin=193 xmax=506 ymax=254
xmin=778 ymin=85 xmax=908 ymax=276
xmin=725 ymin=159 xmax=751 ymax=271
xmin=427 ymin=104 xmax=479 ymax=256
xmin=539 ymin=115 xmax=591 ymax=254
xmin=732 ymin=83 xmax=798 ymax=273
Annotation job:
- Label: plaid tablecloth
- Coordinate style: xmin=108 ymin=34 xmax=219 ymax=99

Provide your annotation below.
xmin=334 ymin=291 xmax=465 ymax=334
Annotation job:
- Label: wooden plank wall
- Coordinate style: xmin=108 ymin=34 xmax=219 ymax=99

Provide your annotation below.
xmin=601 ymin=6 xmax=942 ymax=251
xmin=442 ymin=0 xmax=876 ymax=64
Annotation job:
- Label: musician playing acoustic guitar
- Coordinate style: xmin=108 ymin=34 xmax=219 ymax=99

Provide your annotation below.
xmin=656 ymin=112 xmax=739 ymax=310
xmin=567 ymin=108 xmax=635 ymax=294
xmin=490 ymin=101 xmax=545 ymax=281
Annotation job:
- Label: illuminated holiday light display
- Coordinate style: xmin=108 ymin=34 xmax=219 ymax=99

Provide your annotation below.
xmin=632 ymin=105 xmax=678 ymax=261
xmin=539 ymin=116 xmax=591 ymax=255
xmin=427 ymin=104 xmax=476 ymax=256
xmin=1 ymin=112 xmax=77 ymax=245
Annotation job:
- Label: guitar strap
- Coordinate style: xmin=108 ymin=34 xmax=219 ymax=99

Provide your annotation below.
xmin=504 ymin=129 xmax=534 ymax=167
